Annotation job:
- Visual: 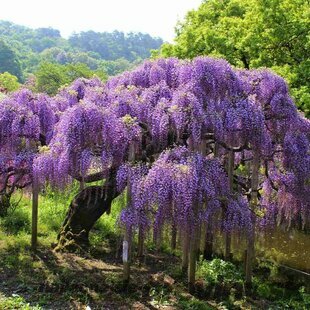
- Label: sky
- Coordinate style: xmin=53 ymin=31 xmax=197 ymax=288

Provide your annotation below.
xmin=0 ymin=0 xmax=203 ymax=42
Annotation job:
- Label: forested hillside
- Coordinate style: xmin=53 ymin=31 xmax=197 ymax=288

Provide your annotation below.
xmin=0 ymin=20 xmax=163 ymax=79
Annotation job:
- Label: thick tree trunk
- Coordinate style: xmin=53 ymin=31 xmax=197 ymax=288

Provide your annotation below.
xmin=55 ymin=175 xmax=118 ymax=251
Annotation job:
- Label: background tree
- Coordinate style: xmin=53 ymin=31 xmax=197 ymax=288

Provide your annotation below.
xmin=158 ymin=0 xmax=310 ymax=117
xmin=35 ymin=62 xmax=68 ymax=95
xmin=69 ymin=30 xmax=163 ymax=61
xmin=35 ymin=62 xmax=107 ymax=95
xmin=0 ymin=21 xmax=163 ymax=79
xmin=0 ymin=72 xmax=20 ymax=92
xmin=100 ymin=58 xmax=140 ymax=76
xmin=0 ymin=40 xmax=23 ymax=81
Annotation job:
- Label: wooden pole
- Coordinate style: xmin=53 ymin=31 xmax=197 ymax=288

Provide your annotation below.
xmin=195 ymin=223 xmax=202 ymax=261
xmin=31 ymin=177 xmax=39 ymax=251
xmin=123 ymin=143 xmax=135 ymax=286
xmin=137 ymin=225 xmax=144 ymax=257
xmin=245 ymin=152 xmax=259 ymax=287
xmin=188 ymin=139 xmax=206 ymax=292
xmin=203 ymin=141 xmax=219 ymax=259
xmin=171 ymin=202 xmax=177 ymax=251
xmin=156 ymin=228 xmax=162 ymax=251
xmin=188 ymin=225 xmax=197 ymax=293
xmin=171 ymin=222 xmax=177 ymax=250
xmin=181 ymin=229 xmax=189 ymax=272
xmin=204 ymin=220 xmax=213 ymax=260
xmin=123 ymin=227 xmax=131 ymax=286
xmin=225 ymin=150 xmax=234 ymax=261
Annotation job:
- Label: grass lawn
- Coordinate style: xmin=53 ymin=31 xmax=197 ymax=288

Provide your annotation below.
xmin=0 ymin=190 xmax=309 ymax=309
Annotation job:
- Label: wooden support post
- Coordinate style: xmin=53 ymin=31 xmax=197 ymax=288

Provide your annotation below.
xmin=225 ymin=150 xmax=234 ymax=261
xmin=31 ymin=177 xmax=39 ymax=251
xmin=245 ymin=227 xmax=255 ymax=288
xmin=204 ymin=220 xmax=213 ymax=260
xmin=182 ymin=230 xmax=189 ymax=272
xmin=155 ymin=228 xmax=162 ymax=251
xmin=188 ymin=227 xmax=197 ymax=293
xmin=171 ymin=222 xmax=177 ymax=250
xmin=123 ymin=228 xmax=131 ymax=285
xmin=188 ymin=194 xmax=199 ymax=292
xmin=245 ymin=152 xmax=259 ymax=288
xmin=224 ymin=233 xmax=232 ymax=261
xmin=244 ymin=250 xmax=248 ymax=274
xmin=137 ymin=225 xmax=144 ymax=258
xmin=123 ymin=143 xmax=135 ymax=286
xmin=195 ymin=223 xmax=202 ymax=261
xmin=201 ymin=140 xmax=217 ymax=261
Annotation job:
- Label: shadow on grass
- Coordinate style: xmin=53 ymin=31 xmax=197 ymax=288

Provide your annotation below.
xmin=0 ymin=238 xmax=182 ymax=309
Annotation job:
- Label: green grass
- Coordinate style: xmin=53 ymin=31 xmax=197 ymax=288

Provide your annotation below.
xmin=0 ymin=188 xmax=309 ymax=309
xmin=0 ymin=294 xmax=41 ymax=310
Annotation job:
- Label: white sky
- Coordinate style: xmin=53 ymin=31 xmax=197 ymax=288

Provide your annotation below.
xmin=0 ymin=0 xmax=203 ymax=42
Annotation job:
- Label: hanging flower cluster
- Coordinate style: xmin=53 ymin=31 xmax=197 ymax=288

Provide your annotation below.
xmin=118 ymin=147 xmax=252 ymax=234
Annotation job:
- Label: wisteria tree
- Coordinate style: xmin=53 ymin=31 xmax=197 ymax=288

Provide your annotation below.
xmin=1 ymin=57 xmax=309 ymax=289
xmin=0 ymin=89 xmax=57 ymax=215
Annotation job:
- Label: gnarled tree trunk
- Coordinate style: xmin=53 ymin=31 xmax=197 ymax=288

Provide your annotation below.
xmin=55 ymin=174 xmax=118 ymax=252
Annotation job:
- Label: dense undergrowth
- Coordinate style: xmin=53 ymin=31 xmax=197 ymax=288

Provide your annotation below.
xmin=0 ymin=189 xmax=309 ymax=309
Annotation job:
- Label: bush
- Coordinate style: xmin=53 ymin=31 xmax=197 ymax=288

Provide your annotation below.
xmin=0 ymin=294 xmax=41 ymax=310
xmin=197 ymin=258 xmax=243 ymax=286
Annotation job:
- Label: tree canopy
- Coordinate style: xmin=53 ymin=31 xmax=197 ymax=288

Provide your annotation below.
xmin=35 ymin=62 xmax=107 ymax=95
xmin=1 ymin=57 xmax=309 ymax=286
xmin=0 ymin=40 xmax=23 ymax=81
xmin=69 ymin=30 xmax=163 ymax=61
xmin=1 ymin=57 xmax=308 ymax=229
xmin=0 ymin=72 xmax=20 ymax=93
xmin=158 ymin=0 xmax=310 ymax=117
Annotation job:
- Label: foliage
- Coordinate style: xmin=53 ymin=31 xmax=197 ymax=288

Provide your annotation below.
xmin=69 ymin=30 xmax=163 ymax=62
xmin=0 ymin=40 xmax=23 ymax=81
xmin=1 ymin=56 xmax=309 ymax=238
xmin=0 ymin=20 xmax=163 ymax=79
xmin=35 ymin=62 xmax=68 ymax=95
xmin=177 ymin=297 xmax=213 ymax=310
xmin=197 ymin=258 xmax=243 ymax=286
xmin=35 ymin=62 xmax=107 ymax=95
xmin=0 ymin=72 xmax=20 ymax=93
xmin=0 ymin=294 xmax=41 ymax=310
xmin=100 ymin=57 xmax=142 ymax=76
xmin=0 ymin=206 xmax=30 ymax=235
xmin=158 ymin=0 xmax=310 ymax=116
